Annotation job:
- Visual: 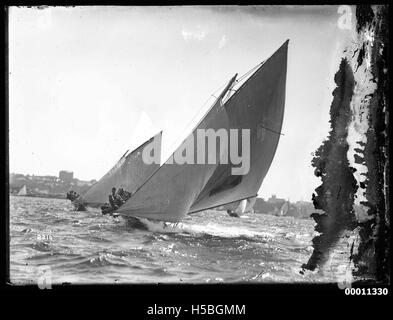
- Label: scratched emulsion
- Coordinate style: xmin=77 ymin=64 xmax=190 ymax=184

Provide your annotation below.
xmin=351 ymin=5 xmax=389 ymax=283
xmin=302 ymin=58 xmax=358 ymax=272
xmin=304 ymin=5 xmax=389 ymax=283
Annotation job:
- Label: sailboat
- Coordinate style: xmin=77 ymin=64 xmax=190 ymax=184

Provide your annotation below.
xmin=113 ymin=40 xmax=288 ymax=222
xmin=72 ymin=131 xmax=162 ymax=209
xmin=18 ymin=185 xmax=27 ymax=196
xmin=223 ymin=197 xmax=257 ymax=217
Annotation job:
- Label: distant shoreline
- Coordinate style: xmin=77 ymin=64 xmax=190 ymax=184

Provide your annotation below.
xmin=10 ymin=194 xmax=66 ymax=200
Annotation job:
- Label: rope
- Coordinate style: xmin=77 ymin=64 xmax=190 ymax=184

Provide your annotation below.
xmin=235 ymin=61 xmax=264 ymax=84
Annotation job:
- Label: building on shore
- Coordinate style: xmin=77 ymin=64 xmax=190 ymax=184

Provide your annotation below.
xmin=250 ymin=196 xmax=316 ymax=219
xmin=9 ymin=171 xmax=96 ymax=198
xmin=59 ymin=170 xmax=73 ymax=183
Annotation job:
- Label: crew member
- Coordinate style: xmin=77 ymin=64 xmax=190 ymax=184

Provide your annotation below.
xmin=117 ymin=188 xmax=131 ymax=203
xmin=109 ymin=187 xmax=119 ymax=210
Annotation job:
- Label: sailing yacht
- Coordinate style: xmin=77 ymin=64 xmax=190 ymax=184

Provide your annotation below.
xmin=114 ymin=40 xmax=289 ymax=222
xmin=18 ymin=185 xmax=27 ymax=196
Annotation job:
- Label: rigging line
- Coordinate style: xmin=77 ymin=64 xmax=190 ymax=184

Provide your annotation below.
xmin=236 ymin=61 xmax=264 ymax=83
xmin=240 ymin=62 xmax=262 ymax=78
xmin=223 ymin=61 xmax=266 ymax=107
xmin=168 ymin=59 xmax=265 ymax=150
xmin=259 ymin=124 xmax=285 ymax=136
xmin=163 ymin=80 xmax=232 ymax=156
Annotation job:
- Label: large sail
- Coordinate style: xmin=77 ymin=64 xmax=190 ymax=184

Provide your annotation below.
xmin=78 ymin=132 xmax=162 ymax=206
xmin=189 ymin=40 xmax=288 ymax=213
xmin=116 ymin=75 xmax=238 ymax=222
xmin=117 ymin=40 xmax=288 ymax=222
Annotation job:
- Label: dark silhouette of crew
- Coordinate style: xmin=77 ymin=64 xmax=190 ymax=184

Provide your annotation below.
xmin=108 ymin=187 xmax=121 ymax=209
xmin=117 ymin=188 xmax=132 ymax=203
xmin=101 ymin=186 xmax=134 ymax=215
xmin=66 ymin=190 xmax=79 ymax=202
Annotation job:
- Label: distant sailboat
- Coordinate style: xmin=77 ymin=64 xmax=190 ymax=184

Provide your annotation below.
xmin=279 ymin=201 xmax=289 ymax=216
xmin=114 ymin=40 xmax=288 ymax=222
xmin=18 ymin=185 xmax=27 ymax=196
xmin=73 ymin=131 xmax=162 ymax=209
xmin=224 ymin=197 xmax=257 ymax=217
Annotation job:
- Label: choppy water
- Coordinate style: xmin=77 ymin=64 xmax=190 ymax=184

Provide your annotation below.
xmin=10 ymin=196 xmax=351 ymax=285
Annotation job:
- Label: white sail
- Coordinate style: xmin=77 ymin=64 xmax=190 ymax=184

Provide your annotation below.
xmin=18 ymin=185 xmax=27 ymax=196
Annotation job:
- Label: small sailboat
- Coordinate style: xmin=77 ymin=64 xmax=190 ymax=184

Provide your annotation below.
xmin=224 ymin=197 xmax=257 ymax=217
xmin=113 ymin=40 xmax=289 ymax=222
xmin=17 ymin=185 xmax=27 ymax=196
xmin=279 ymin=201 xmax=289 ymax=216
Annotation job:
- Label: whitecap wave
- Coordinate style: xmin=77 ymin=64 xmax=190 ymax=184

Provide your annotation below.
xmin=135 ymin=217 xmax=275 ymax=240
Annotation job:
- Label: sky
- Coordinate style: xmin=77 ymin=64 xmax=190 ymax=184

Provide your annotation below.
xmin=8 ymin=6 xmax=356 ymax=201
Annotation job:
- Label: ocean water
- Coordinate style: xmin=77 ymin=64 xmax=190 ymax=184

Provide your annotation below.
xmin=9 ymin=196 xmax=351 ymax=285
